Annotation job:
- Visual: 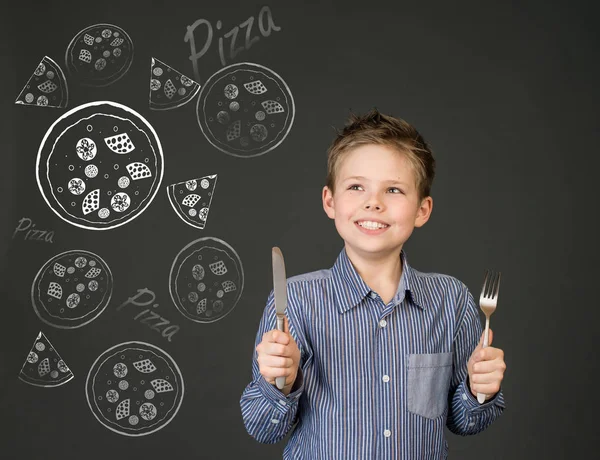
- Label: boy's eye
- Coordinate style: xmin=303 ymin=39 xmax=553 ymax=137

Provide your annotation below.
xmin=388 ymin=187 xmax=403 ymax=194
xmin=348 ymin=184 xmax=363 ymax=191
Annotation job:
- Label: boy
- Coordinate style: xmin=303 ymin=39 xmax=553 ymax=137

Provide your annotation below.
xmin=240 ymin=110 xmax=506 ymax=459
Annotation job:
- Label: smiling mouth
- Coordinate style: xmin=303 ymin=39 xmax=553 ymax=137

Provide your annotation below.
xmin=356 ymin=220 xmax=389 ymax=230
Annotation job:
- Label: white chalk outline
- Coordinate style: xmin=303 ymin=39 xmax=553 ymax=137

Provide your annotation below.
xmin=85 ymin=341 xmax=184 ymax=437
xmin=15 ymin=56 xmax=69 ymax=109
xmin=18 ymin=331 xmax=74 ymax=387
xmin=169 ymin=237 xmax=244 ymax=323
xmin=36 ymin=101 xmax=164 ymax=230
xmin=149 ymin=57 xmax=201 ymax=111
xmin=31 ymin=249 xmax=113 ymax=329
xmin=196 ymin=62 xmax=295 ymax=158
xmin=166 ymin=174 xmax=217 ymax=229
xmin=65 ymin=23 xmax=134 ymax=87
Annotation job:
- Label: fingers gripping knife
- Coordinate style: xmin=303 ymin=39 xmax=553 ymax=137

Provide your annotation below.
xmin=272 ymin=247 xmax=288 ymax=390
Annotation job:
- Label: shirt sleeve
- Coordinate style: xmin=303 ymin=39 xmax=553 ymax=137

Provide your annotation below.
xmin=446 ymin=283 xmax=505 ymax=436
xmin=239 ymin=288 xmax=310 ymax=444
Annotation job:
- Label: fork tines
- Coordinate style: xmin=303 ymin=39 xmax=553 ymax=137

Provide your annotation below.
xmin=482 ymin=269 xmax=501 ymax=299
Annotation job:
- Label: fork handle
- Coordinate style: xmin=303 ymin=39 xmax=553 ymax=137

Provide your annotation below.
xmin=477 ymin=317 xmax=490 ymax=403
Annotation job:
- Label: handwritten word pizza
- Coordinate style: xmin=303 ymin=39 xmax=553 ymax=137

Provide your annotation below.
xmin=149 ymin=57 xmax=201 ymax=110
xmin=167 ymin=174 xmax=217 ymax=229
xmin=169 ymin=237 xmax=244 ymax=323
xmin=196 ymin=62 xmax=295 ymax=158
xmin=31 ymin=250 xmax=113 ymax=329
xmin=86 ymin=341 xmax=184 ymax=436
xmin=19 ymin=331 xmax=74 ymax=387
xmin=65 ymin=23 xmax=134 ymax=87
xmin=15 ymin=56 xmax=68 ymax=108
xmin=36 ymin=101 xmax=164 ymax=230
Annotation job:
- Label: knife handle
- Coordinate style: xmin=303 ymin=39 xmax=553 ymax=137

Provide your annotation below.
xmin=275 ymin=315 xmax=286 ymax=390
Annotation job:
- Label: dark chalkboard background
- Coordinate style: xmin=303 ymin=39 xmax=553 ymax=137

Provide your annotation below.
xmin=1 ymin=0 xmax=598 ymax=458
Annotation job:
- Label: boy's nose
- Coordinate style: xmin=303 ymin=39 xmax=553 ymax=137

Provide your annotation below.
xmin=363 ymin=193 xmax=384 ymax=211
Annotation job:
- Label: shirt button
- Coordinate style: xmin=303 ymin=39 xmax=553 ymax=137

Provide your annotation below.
xmin=384 ymin=429 xmax=391 ymax=438
xmin=382 ymin=375 xmax=390 ymax=383
xmin=271 ymin=419 xmax=280 ymax=424
xmin=279 ymin=399 xmax=286 ymax=405
xmin=462 ymin=393 xmax=468 ymax=401
xmin=379 ymin=319 xmax=387 ymax=328
xmin=369 ymin=291 xmax=378 ymax=299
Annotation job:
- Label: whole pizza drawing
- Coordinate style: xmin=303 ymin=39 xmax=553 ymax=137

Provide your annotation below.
xmin=86 ymin=341 xmax=184 ymax=436
xmin=31 ymin=250 xmax=113 ymax=329
xmin=36 ymin=101 xmax=164 ymax=230
xmin=19 ymin=331 xmax=74 ymax=387
xmin=169 ymin=237 xmax=244 ymax=323
xmin=65 ymin=23 xmax=134 ymax=87
xmin=196 ymin=62 xmax=295 ymax=158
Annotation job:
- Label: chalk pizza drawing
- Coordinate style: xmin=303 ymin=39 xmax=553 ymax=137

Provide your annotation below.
xmin=19 ymin=331 xmax=74 ymax=387
xmin=15 ymin=56 xmax=69 ymax=108
xmin=149 ymin=57 xmax=201 ymax=110
xmin=166 ymin=174 xmax=217 ymax=229
xmin=65 ymin=23 xmax=134 ymax=87
xmin=86 ymin=341 xmax=184 ymax=436
xmin=169 ymin=237 xmax=244 ymax=323
xmin=31 ymin=249 xmax=113 ymax=329
xmin=196 ymin=62 xmax=295 ymax=158
xmin=36 ymin=101 xmax=164 ymax=230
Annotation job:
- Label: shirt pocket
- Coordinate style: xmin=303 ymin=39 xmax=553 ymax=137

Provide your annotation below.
xmin=406 ymin=352 xmax=453 ymax=419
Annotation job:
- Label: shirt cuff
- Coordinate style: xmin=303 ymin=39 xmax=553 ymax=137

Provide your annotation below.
xmin=257 ymin=368 xmax=304 ymax=415
xmin=461 ymin=377 xmax=505 ymax=411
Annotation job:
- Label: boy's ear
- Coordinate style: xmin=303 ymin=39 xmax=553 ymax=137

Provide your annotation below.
xmin=322 ymin=186 xmax=335 ymax=219
xmin=414 ymin=196 xmax=433 ymax=228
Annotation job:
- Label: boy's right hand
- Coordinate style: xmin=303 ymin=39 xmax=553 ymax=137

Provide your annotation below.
xmin=256 ymin=317 xmax=300 ymax=395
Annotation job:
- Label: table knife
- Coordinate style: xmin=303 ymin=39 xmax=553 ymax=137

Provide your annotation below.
xmin=272 ymin=246 xmax=287 ymax=390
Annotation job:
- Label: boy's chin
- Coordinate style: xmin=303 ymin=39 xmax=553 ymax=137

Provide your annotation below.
xmin=344 ymin=241 xmax=404 ymax=258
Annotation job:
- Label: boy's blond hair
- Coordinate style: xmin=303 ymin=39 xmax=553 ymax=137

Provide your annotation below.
xmin=326 ymin=109 xmax=436 ymax=201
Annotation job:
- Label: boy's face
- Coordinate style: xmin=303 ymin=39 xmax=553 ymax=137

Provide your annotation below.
xmin=322 ymin=144 xmax=433 ymax=261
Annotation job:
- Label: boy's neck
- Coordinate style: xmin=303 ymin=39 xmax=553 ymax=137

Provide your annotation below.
xmin=345 ymin=246 xmax=403 ymax=301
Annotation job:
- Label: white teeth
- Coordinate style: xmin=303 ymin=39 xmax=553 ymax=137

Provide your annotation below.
xmin=357 ymin=221 xmax=388 ymax=230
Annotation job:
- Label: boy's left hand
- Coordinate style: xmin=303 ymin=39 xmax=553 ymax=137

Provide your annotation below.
xmin=467 ymin=329 xmax=506 ymax=401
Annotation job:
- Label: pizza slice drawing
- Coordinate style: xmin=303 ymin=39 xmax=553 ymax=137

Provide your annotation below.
xmin=166 ymin=174 xmax=217 ymax=229
xmin=15 ymin=56 xmax=69 ymax=108
xmin=149 ymin=58 xmax=201 ymax=111
xmin=19 ymin=331 xmax=74 ymax=387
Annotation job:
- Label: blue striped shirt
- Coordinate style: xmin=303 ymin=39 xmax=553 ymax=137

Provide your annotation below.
xmin=240 ymin=249 xmax=505 ymax=459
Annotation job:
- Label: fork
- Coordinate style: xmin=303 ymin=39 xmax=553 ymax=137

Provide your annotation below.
xmin=477 ymin=269 xmax=501 ymax=404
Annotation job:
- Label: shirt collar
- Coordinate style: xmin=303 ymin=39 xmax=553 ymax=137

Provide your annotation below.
xmin=331 ymin=248 xmax=427 ymax=314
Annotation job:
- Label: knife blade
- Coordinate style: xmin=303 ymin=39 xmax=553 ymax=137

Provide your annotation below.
xmin=272 ymin=246 xmax=287 ymax=390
